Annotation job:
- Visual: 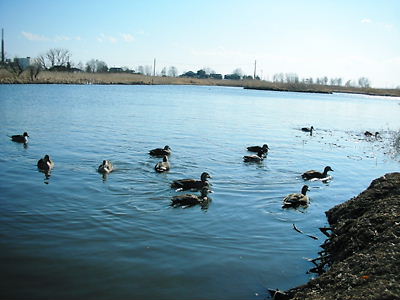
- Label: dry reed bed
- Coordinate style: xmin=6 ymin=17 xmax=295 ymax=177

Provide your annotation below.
xmin=1 ymin=70 xmax=399 ymax=97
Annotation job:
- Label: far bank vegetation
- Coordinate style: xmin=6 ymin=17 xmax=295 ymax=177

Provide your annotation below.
xmin=1 ymin=48 xmax=399 ymax=97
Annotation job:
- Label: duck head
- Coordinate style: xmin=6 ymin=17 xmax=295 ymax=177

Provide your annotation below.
xmin=324 ymin=166 xmax=334 ymax=172
xmin=23 ymin=132 xmax=29 ymax=137
xmin=301 ymin=185 xmax=310 ymax=195
xmin=200 ymin=187 xmax=212 ymax=197
xmin=201 ymin=172 xmax=211 ymax=181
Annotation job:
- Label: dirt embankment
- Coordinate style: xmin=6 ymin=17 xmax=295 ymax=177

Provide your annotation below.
xmin=284 ymin=172 xmax=400 ymax=300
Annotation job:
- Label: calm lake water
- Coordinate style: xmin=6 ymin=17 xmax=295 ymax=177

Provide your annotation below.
xmin=1 ymin=84 xmax=399 ymax=299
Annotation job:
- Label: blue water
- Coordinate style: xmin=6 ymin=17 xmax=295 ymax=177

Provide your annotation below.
xmin=0 ymin=84 xmax=399 ymax=299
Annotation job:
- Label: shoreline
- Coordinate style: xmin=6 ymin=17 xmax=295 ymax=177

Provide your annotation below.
xmin=1 ymin=70 xmax=399 ymax=97
xmin=280 ymin=173 xmax=400 ymax=300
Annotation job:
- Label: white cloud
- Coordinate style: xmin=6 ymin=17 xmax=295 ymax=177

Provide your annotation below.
xmin=120 ymin=33 xmax=135 ymax=42
xmin=21 ymin=31 xmax=49 ymax=41
xmin=22 ymin=31 xmax=83 ymax=42
xmin=54 ymin=35 xmax=71 ymax=41
xmin=361 ymin=18 xmax=372 ymax=24
xmin=97 ymin=33 xmax=118 ymax=43
xmin=382 ymin=23 xmax=394 ymax=31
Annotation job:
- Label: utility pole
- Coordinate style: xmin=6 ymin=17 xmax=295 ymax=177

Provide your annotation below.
xmin=253 ymin=60 xmax=257 ymax=79
xmin=153 ymin=58 xmax=156 ymax=76
xmin=1 ymin=28 xmax=4 ymax=63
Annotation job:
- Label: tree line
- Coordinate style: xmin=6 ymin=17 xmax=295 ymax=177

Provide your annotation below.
xmin=2 ymin=47 xmax=372 ymax=88
xmin=272 ymin=72 xmax=370 ymax=88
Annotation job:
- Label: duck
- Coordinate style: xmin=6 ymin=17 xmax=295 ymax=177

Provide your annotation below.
xmin=170 ymin=187 xmax=212 ymax=208
xmin=149 ymin=145 xmax=172 ymax=156
xmin=98 ymin=160 xmax=114 ymax=174
xmin=243 ymin=149 xmax=265 ymax=163
xmin=302 ymin=126 xmax=314 ymax=135
xmin=282 ymin=185 xmax=310 ymax=208
xmin=301 ymin=126 xmax=314 ymax=132
xmin=171 ymin=172 xmax=211 ymax=191
xmin=11 ymin=132 xmax=29 ymax=143
xmin=364 ymin=131 xmax=379 ymax=138
xmin=155 ymin=156 xmax=170 ymax=173
xmin=37 ymin=155 xmax=54 ymax=172
xmin=247 ymin=144 xmax=269 ymax=153
xmin=302 ymin=166 xmax=333 ymax=180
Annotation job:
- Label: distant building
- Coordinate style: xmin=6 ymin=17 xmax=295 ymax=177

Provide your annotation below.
xmin=14 ymin=57 xmax=31 ymax=70
xmin=210 ymin=73 xmax=222 ymax=80
xmin=109 ymin=67 xmax=123 ymax=73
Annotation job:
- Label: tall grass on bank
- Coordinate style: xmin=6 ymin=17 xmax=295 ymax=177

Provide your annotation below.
xmin=1 ymin=69 xmax=399 ymax=97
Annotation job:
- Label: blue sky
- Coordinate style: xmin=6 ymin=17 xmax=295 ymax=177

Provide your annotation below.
xmin=1 ymin=0 xmax=399 ymax=87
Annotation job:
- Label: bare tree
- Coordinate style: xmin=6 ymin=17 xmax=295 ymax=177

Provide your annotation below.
xmin=167 ymin=66 xmax=178 ymax=77
xmin=36 ymin=54 xmax=48 ymax=69
xmin=358 ymin=77 xmax=370 ymax=88
xmin=202 ymin=67 xmax=215 ymax=75
xmin=27 ymin=58 xmax=42 ymax=81
xmin=46 ymin=48 xmax=71 ymax=68
xmin=8 ymin=58 xmax=24 ymax=78
xmin=137 ymin=65 xmax=144 ymax=74
xmin=160 ymin=67 xmax=167 ymax=76
xmin=273 ymin=73 xmax=284 ymax=83
xmin=76 ymin=61 xmax=84 ymax=71
xmin=285 ymin=73 xmax=299 ymax=83
xmin=85 ymin=59 xmax=108 ymax=73
xmin=232 ymin=68 xmax=243 ymax=78
xmin=35 ymin=48 xmax=72 ymax=69
xmin=330 ymin=78 xmax=343 ymax=86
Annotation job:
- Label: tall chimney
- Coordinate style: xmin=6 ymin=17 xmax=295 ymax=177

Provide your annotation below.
xmin=1 ymin=28 xmax=4 ymax=63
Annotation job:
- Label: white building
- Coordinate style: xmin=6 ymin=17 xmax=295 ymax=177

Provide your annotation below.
xmin=14 ymin=57 xmax=31 ymax=70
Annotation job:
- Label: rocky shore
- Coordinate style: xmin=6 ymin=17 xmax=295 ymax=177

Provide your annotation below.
xmin=280 ymin=172 xmax=400 ymax=300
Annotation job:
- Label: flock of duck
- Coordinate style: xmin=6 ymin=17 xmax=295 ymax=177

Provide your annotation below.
xmin=10 ymin=129 xmax=337 ymax=209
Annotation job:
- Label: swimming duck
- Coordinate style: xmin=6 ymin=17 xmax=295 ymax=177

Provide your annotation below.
xmin=37 ymin=155 xmax=54 ymax=172
xmin=11 ymin=132 xmax=29 ymax=143
xmin=247 ymin=144 xmax=269 ymax=153
xmin=155 ymin=156 xmax=170 ymax=173
xmin=301 ymin=126 xmax=314 ymax=133
xmin=171 ymin=172 xmax=211 ymax=191
xmin=170 ymin=187 xmax=212 ymax=208
xmin=364 ymin=131 xmax=379 ymax=138
xmin=98 ymin=160 xmax=114 ymax=174
xmin=149 ymin=145 xmax=172 ymax=156
xmin=302 ymin=166 xmax=333 ymax=180
xmin=243 ymin=150 xmax=265 ymax=163
xmin=282 ymin=185 xmax=310 ymax=208
xmin=302 ymin=126 xmax=314 ymax=135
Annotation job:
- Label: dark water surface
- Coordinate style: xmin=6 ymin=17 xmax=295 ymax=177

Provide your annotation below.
xmin=1 ymin=84 xmax=399 ymax=299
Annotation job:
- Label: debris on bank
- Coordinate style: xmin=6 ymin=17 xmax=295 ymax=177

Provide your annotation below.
xmin=281 ymin=172 xmax=400 ymax=300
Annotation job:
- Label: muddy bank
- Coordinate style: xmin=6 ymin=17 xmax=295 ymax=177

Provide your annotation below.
xmin=283 ymin=172 xmax=400 ymax=300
